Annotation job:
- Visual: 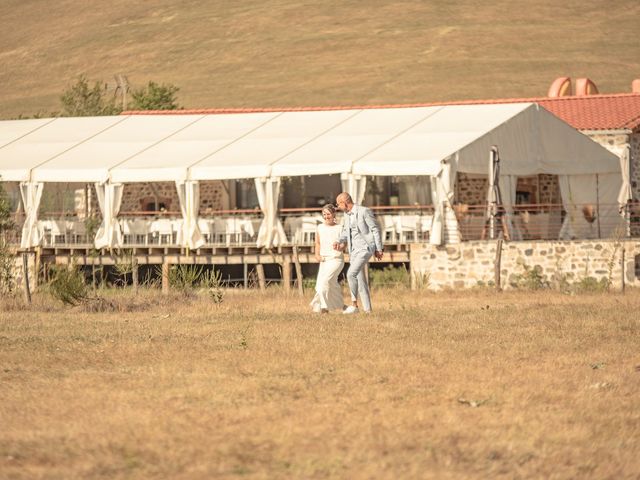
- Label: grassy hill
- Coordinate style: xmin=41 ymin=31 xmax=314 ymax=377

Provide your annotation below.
xmin=1 ymin=0 xmax=639 ymax=119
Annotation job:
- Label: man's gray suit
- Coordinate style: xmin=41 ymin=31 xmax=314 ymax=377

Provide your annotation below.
xmin=338 ymin=204 xmax=383 ymax=312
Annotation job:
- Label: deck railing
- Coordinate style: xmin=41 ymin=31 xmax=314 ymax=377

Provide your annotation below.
xmin=4 ymin=203 xmax=638 ymax=249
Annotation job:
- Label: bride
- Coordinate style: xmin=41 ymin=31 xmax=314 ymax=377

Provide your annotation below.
xmin=310 ymin=204 xmax=346 ymax=314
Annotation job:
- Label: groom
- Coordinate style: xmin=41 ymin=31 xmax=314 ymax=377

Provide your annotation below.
xmin=333 ymin=192 xmax=384 ymax=314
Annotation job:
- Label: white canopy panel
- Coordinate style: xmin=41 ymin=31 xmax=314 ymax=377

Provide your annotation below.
xmin=353 ymin=103 xmax=620 ymax=176
xmin=270 ymin=106 xmax=444 ymax=177
xmin=0 ymin=102 xmax=621 ymax=183
xmin=0 ymin=118 xmax=54 ymax=148
xmin=111 ymin=112 xmax=279 ymax=182
xmin=189 ymin=109 xmax=356 ymax=180
xmin=31 ymin=115 xmax=200 ymax=183
xmin=0 ymin=116 xmax=126 ymax=181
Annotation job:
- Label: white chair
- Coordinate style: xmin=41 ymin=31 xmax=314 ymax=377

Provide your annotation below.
xmin=197 ymin=219 xmax=213 ymax=244
xmin=66 ymin=220 xmax=87 ymax=244
xmin=394 ymin=215 xmax=420 ymax=243
xmin=212 ymin=218 xmax=241 ymax=246
xmin=419 ymin=214 xmax=433 ymax=241
xmin=123 ymin=218 xmax=150 ymax=245
xmin=149 ymin=218 xmax=174 ymax=245
xmin=40 ymin=219 xmax=67 ymax=245
xmin=298 ymin=215 xmax=322 ymax=244
xmin=238 ymin=217 xmax=257 ymax=243
xmin=380 ymin=215 xmax=397 ymax=244
xmin=283 ymin=216 xmax=301 ymax=243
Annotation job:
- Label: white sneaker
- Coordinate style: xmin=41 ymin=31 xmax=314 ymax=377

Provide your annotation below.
xmin=343 ymin=305 xmax=359 ymax=315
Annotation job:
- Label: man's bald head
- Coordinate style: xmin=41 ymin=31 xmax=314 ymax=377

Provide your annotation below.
xmin=336 ymin=192 xmax=354 ymax=212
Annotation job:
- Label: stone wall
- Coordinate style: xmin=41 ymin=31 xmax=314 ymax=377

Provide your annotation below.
xmin=587 ymin=132 xmax=638 ymax=200
xmin=116 ymin=181 xmax=230 ymax=214
xmin=456 ymin=173 xmax=560 ymax=205
xmin=409 ymin=240 xmax=640 ymax=291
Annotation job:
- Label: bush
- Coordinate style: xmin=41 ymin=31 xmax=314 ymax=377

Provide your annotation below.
xmin=574 ymin=276 xmax=610 ymax=293
xmin=48 ymin=266 xmax=88 ymax=305
xmin=202 ymin=269 xmax=225 ymax=304
xmin=130 ymin=81 xmax=180 ymax=110
xmin=0 ymin=242 xmax=15 ymax=295
xmin=168 ymin=264 xmax=203 ymax=293
xmin=60 ymin=75 xmax=120 ymax=116
xmin=510 ymin=261 xmax=549 ymax=290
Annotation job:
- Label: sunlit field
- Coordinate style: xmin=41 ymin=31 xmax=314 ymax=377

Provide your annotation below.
xmin=1 ymin=288 xmax=639 ymax=479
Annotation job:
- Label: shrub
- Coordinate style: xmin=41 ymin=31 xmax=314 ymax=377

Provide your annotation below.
xmin=510 ymin=262 xmax=549 ymax=290
xmin=48 ymin=266 xmax=88 ymax=305
xmin=574 ymin=276 xmax=610 ymax=293
xmin=0 ymin=242 xmax=15 ymax=294
xmin=168 ymin=264 xmax=203 ymax=293
xmin=202 ymin=269 xmax=225 ymax=304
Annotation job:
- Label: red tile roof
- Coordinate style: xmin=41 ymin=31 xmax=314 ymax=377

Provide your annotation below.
xmin=123 ymin=92 xmax=640 ymax=132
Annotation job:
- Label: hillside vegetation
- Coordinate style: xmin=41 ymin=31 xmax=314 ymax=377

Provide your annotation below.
xmin=1 ymin=0 xmax=639 ymax=119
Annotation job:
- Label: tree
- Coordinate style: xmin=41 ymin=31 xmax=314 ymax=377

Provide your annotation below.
xmin=60 ymin=75 xmax=121 ymax=116
xmin=0 ymin=180 xmax=13 ymax=236
xmin=129 ymin=81 xmax=181 ymax=111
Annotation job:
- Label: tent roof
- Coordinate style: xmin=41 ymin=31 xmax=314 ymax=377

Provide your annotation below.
xmin=0 ymin=103 xmax=620 ymax=183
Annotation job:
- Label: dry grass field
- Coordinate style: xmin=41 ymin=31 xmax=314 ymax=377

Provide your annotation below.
xmin=1 ymin=287 xmax=639 ymax=479
xmin=1 ymin=0 xmax=640 ymax=118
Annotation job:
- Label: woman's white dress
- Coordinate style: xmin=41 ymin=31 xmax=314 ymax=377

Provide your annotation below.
xmin=310 ymin=223 xmax=345 ymax=312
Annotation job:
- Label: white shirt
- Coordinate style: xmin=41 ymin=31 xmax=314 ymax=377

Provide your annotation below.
xmin=317 ymin=223 xmax=343 ymax=258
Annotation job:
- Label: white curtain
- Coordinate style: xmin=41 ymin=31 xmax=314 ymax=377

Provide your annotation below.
xmin=558 ymin=175 xmax=598 ymax=240
xmin=255 ymin=177 xmax=287 ymax=248
xmin=340 ymin=173 xmax=367 ymax=204
xmin=618 ymin=145 xmax=633 ymax=213
xmin=94 ymin=182 xmax=124 ymax=249
xmin=429 ymin=156 xmax=459 ymax=245
xmin=176 ymin=180 xmax=204 ymax=249
xmin=498 ymin=175 xmax=522 ymax=241
xmin=19 ymin=181 xmax=44 ymax=249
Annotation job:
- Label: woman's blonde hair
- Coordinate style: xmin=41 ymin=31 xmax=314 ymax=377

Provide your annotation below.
xmin=322 ymin=204 xmax=336 ymax=215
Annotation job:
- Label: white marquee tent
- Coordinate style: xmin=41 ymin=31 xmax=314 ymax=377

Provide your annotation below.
xmin=0 ymin=103 xmax=627 ymax=249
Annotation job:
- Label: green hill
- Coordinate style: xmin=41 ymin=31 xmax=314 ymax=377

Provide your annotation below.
xmin=1 ymin=0 xmax=639 ymax=119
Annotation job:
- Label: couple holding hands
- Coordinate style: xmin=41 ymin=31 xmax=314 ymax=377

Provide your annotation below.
xmin=310 ymin=192 xmax=384 ymax=315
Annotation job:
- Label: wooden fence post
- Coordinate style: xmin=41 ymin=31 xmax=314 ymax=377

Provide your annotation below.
xmin=281 ymin=261 xmax=292 ymax=293
xmin=293 ymin=246 xmax=304 ymax=296
xmin=256 ymin=263 xmax=266 ymax=291
xmin=132 ymin=257 xmax=138 ymax=294
xmin=161 ymin=261 xmax=170 ymax=295
xmin=621 ymin=246 xmax=626 ymax=294
xmin=22 ymin=252 xmax=32 ymax=305
xmin=494 ymin=239 xmax=503 ymax=291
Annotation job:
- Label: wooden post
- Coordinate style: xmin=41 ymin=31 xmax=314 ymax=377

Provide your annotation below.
xmin=293 ymin=246 xmax=304 ymax=296
xmin=243 ymin=262 xmax=248 ymax=289
xmin=256 ymin=263 xmax=266 ymax=291
xmin=132 ymin=257 xmax=138 ymax=294
xmin=161 ymin=261 xmax=170 ymax=295
xmin=34 ymin=247 xmax=41 ymax=287
xmin=494 ymin=239 xmax=503 ymax=291
xmin=621 ymin=246 xmax=626 ymax=294
xmin=281 ymin=261 xmax=292 ymax=293
xmin=22 ymin=252 xmax=32 ymax=305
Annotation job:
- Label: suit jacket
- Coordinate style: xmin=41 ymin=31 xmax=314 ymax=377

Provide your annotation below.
xmin=338 ymin=204 xmax=384 ymax=254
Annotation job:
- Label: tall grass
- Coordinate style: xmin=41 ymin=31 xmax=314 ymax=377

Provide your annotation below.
xmin=1 ymin=288 xmax=639 ymax=479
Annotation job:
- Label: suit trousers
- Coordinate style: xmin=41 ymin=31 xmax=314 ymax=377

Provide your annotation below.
xmin=346 ymin=248 xmax=373 ymax=312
